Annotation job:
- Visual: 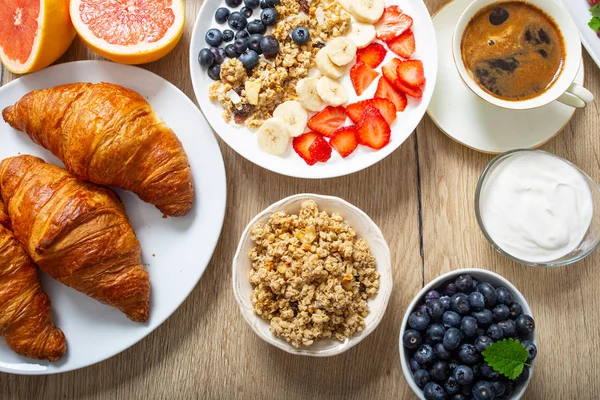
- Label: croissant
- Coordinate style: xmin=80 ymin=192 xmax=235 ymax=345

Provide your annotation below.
xmin=0 ymin=199 xmax=67 ymax=361
xmin=0 ymin=155 xmax=150 ymax=322
xmin=2 ymin=82 xmax=194 ymax=217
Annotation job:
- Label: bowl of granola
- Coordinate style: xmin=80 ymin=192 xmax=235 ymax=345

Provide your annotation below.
xmin=232 ymin=194 xmax=392 ymax=356
xmin=190 ymin=0 xmax=437 ymax=179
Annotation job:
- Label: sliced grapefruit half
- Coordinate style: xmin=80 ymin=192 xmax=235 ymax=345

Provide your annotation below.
xmin=70 ymin=0 xmax=185 ymax=65
xmin=0 ymin=0 xmax=75 ymax=74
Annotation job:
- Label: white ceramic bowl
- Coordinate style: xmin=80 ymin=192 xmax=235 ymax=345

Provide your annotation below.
xmin=232 ymin=194 xmax=392 ymax=356
xmin=399 ymin=269 xmax=536 ymax=399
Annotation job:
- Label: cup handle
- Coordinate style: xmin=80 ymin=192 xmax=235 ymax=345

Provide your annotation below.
xmin=557 ymin=83 xmax=594 ymax=108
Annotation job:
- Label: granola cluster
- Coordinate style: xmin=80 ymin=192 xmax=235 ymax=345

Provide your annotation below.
xmin=248 ymin=200 xmax=379 ymax=348
xmin=208 ymin=0 xmax=351 ymax=128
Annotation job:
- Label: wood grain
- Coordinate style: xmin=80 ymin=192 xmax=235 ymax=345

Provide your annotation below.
xmin=1 ymin=0 xmax=599 ymax=399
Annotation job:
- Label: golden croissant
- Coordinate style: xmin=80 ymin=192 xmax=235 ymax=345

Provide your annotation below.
xmin=0 ymin=155 xmax=150 ymax=322
xmin=0 ymin=199 xmax=67 ymax=361
xmin=2 ymin=82 xmax=194 ymax=217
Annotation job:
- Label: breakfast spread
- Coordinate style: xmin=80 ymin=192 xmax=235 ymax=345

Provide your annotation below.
xmin=247 ymin=200 xmax=379 ymax=347
xmin=478 ymin=151 xmax=593 ymax=263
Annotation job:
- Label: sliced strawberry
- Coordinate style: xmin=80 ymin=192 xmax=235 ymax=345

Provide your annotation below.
xmin=382 ymin=58 xmax=423 ymax=98
xmin=375 ymin=6 xmax=413 ymax=43
xmin=356 ymin=43 xmax=387 ymax=68
xmin=346 ymin=98 xmax=397 ymax=126
xmin=330 ymin=126 xmax=359 ymax=158
xmin=375 ymin=77 xmax=408 ymax=112
xmin=356 ymin=106 xmax=391 ymax=150
xmin=350 ymin=62 xmax=379 ymax=96
xmin=394 ymin=78 xmax=423 ymax=98
xmin=397 ymin=59 xmax=426 ymax=88
xmin=309 ymin=134 xmax=332 ymax=163
xmin=293 ymin=132 xmax=320 ymax=165
xmin=307 ymin=106 xmax=347 ymax=137
xmin=388 ymin=30 xmax=415 ymax=59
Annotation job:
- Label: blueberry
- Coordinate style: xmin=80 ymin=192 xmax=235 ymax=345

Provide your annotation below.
xmin=244 ymin=0 xmax=260 ymax=7
xmin=503 ymin=381 xmax=515 ymax=398
xmin=198 ymin=48 xmax=215 ymax=67
xmin=444 ymin=377 xmax=460 ymax=395
xmin=453 ymin=365 xmax=474 ymax=385
xmin=225 ymin=44 xmax=238 ymax=58
xmin=487 ymin=324 xmax=504 ymax=341
xmin=460 ymin=316 xmax=478 ymax=338
xmin=234 ymin=37 xmax=249 ymax=53
xmin=409 ymin=311 xmax=430 ymax=332
xmin=458 ymin=344 xmax=480 ymax=365
xmin=491 ymin=380 xmax=505 ymax=397
xmin=235 ymin=30 xmax=250 ymax=40
xmin=423 ymin=382 xmax=447 ymax=400
xmin=261 ymin=8 xmax=278 ymax=26
xmin=431 ymin=360 xmax=450 ymax=381
xmin=472 ymin=278 xmax=480 ymax=292
xmin=414 ymin=369 xmax=431 ymax=389
xmin=222 ymin=29 xmax=235 ymax=42
xmin=260 ymin=35 xmax=279 ymax=57
xmin=514 ymin=367 xmax=530 ymax=385
xmin=403 ymin=329 xmax=423 ymax=349
xmin=496 ymin=287 xmax=513 ymax=305
xmin=477 ymin=283 xmax=497 ymax=307
xmin=260 ymin=0 xmax=268 ymax=8
xmin=492 ymin=304 xmax=510 ymax=321
xmin=443 ymin=283 xmax=458 ymax=296
xmin=247 ymin=19 xmax=267 ymax=34
xmin=291 ymin=26 xmax=311 ymax=45
xmin=427 ymin=299 xmax=445 ymax=322
xmin=442 ymin=311 xmax=462 ymax=328
xmin=521 ymin=340 xmax=537 ymax=361
xmin=480 ymin=362 xmax=500 ymax=380
xmin=509 ymin=302 xmax=523 ymax=319
xmin=451 ymin=395 xmax=468 ymax=400
xmin=474 ymin=336 xmax=493 ymax=352
xmin=207 ymin=64 xmax=221 ymax=81
xmin=469 ymin=291 xmax=486 ymax=311
xmin=228 ymin=12 xmax=248 ymax=31
xmin=248 ymin=33 xmax=264 ymax=54
xmin=410 ymin=356 xmax=421 ymax=372
xmin=497 ymin=319 xmax=517 ymax=338
xmin=472 ymin=309 xmax=493 ymax=327
xmin=239 ymin=49 xmax=259 ymax=69
xmin=416 ymin=303 xmax=429 ymax=315
xmin=210 ymin=47 xmax=225 ymax=65
xmin=225 ymin=0 xmax=243 ymax=7
xmin=451 ymin=293 xmax=471 ymax=315
xmin=426 ymin=324 xmax=446 ymax=344
xmin=426 ymin=290 xmax=441 ymax=303
xmin=215 ymin=8 xmax=230 ymax=24
xmin=265 ymin=0 xmax=280 ymax=6
xmin=439 ymin=296 xmax=451 ymax=311
xmin=455 ymin=274 xmax=474 ymax=293
xmin=442 ymin=327 xmax=463 ymax=350
xmin=516 ymin=314 xmax=535 ymax=334
xmin=241 ymin=6 xmax=253 ymax=18
xmin=448 ymin=362 xmax=459 ymax=372
xmin=414 ymin=344 xmax=436 ymax=366
xmin=205 ymin=29 xmax=223 ymax=47
xmin=472 ymin=381 xmax=495 ymax=400
xmin=434 ymin=343 xmax=452 ymax=361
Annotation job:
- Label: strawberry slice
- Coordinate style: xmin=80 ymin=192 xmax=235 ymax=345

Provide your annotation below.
xmin=356 ymin=43 xmax=387 ymax=68
xmin=382 ymin=58 xmax=423 ymax=98
xmin=350 ymin=61 xmax=379 ymax=96
xmin=375 ymin=77 xmax=407 ymax=112
xmin=375 ymin=6 xmax=413 ymax=43
xmin=309 ymin=134 xmax=332 ymax=163
xmin=394 ymin=78 xmax=423 ymax=98
xmin=356 ymin=106 xmax=391 ymax=150
xmin=346 ymin=98 xmax=396 ymax=126
xmin=330 ymin=126 xmax=359 ymax=158
xmin=293 ymin=132 xmax=320 ymax=165
xmin=397 ymin=59 xmax=426 ymax=88
xmin=307 ymin=106 xmax=347 ymax=137
xmin=388 ymin=30 xmax=415 ymax=59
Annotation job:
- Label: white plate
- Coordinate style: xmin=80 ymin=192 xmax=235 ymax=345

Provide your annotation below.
xmin=560 ymin=0 xmax=600 ymax=69
xmin=427 ymin=0 xmax=584 ymax=154
xmin=0 ymin=61 xmax=227 ymax=375
xmin=190 ymin=0 xmax=438 ymax=179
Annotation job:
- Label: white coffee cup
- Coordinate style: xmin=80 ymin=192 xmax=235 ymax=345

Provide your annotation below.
xmin=452 ymin=0 xmax=594 ymax=109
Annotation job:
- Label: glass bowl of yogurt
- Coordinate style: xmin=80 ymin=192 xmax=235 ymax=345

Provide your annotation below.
xmin=475 ymin=149 xmax=600 ymax=267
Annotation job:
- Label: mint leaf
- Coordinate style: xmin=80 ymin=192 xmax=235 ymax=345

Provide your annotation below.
xmin=591 ymin=4 xmax=600 ymax=18
xmin=482 ymin=338 xmax=529 ymax=380
xmin=590 ymin=17 xmax=600 ymax=32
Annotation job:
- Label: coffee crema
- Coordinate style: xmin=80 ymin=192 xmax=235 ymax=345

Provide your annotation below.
xmin=461 ymin=1 xmax=566 ymax=101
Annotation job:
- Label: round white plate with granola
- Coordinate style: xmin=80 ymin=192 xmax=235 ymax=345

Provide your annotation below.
xmin=190 ymin=0 xmax=437 ymax=179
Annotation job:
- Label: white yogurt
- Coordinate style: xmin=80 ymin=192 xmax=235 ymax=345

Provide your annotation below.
xmin=479 ymin=151 xmax=593 ymax=263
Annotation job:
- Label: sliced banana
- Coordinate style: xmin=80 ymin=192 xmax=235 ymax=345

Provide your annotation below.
xmin=315 ymin=47 xmax=345 ymax=79
xmin=317 ymin=76 xmax=349 ymax=106
xmin=326 ymin=37 xmax=357 ymax=66
xmin=257 ymin=118 xmax=290 ymax=156
xmin=349 ymin=0 xmax=385 ymax=24
xmin=273 ymin=101 xmax=308 ymax=137
xmin=296 ymin=77 xmax=324 ymax=112
xmin=337 ymin=0 xmax=352 ymax=13
xmin=346 ymin=22 xmax=377 ymax=49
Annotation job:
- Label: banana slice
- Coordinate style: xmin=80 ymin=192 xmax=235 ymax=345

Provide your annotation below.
xmin=349 ymin=0 xmax=385 ymax=24
xmin=346 ymin=22 xmax=377 ymax=49
xmin=317 ymin=76 xmax=349 ymax=106
xmin=326 ymin=37 xmax=357 ymax=66
xmin=315 ymin=47 xmax=345 ymax=79
xmin=257 ymin=118 xmax=290 ymax=156
xmin=337 ymin=0 xmax=352 ymax=13
xmin=273 ymin=101 xmax=308 ymax=137
xmin=296 ymin=77 xmax=324 ymax=112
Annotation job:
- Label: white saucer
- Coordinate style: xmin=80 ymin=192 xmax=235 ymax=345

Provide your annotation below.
xmin=428 ymin=0 xmax=584 ymax=154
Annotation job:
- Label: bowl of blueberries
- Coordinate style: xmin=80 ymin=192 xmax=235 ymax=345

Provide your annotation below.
xmin=399 ymin=269 xmax=537 ymax=400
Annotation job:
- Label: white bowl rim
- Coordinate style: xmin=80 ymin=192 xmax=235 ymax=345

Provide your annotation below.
xmin=398 ymin=268 xmax=536 ymax=400
xmin=232 ymin=193 xmax=393 ymax=357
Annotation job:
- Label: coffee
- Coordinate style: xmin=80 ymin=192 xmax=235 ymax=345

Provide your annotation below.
xmin=460 ymin=1 xmax=566 ymax=101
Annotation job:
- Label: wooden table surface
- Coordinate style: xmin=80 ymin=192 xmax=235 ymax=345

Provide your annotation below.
xmin=1 ymin=0 xmax=599 ymax=399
